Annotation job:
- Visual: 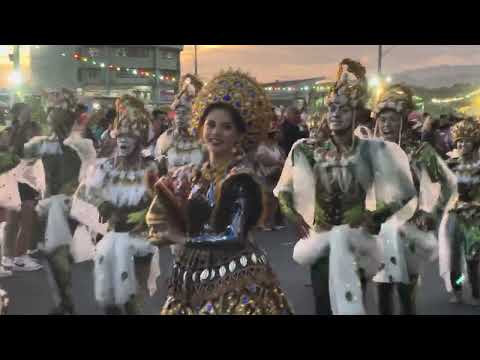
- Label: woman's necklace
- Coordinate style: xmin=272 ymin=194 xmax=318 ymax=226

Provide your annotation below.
xmin=203 ymin=159 xmax=232 ymax=201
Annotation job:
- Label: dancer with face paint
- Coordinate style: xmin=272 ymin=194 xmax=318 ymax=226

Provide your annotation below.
xmin=154 ymin=74 xmax=205 ymax=173
xmin=21 ymin=89 xmax=96 ymax=314
xmin=441 ymin=118 xmax=480 ymax=305
xmin=73 ymin=95 xmax=161 ymax=315
xmin=372 ymin=84 xmax=456 ymax=314
xmin=274 ymin=59 xmax=416 ymax=315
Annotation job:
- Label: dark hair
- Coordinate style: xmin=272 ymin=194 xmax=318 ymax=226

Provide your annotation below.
xmin=200 ymin=103 xmax=246 ymax=133
xmin=152 ymin=109 xmax=167 ymax=119
xmin=105 ymin=109 xmax=116 ymax=121
xmin=98 ymin=109 xmax=116 ymax=129
xmin=48 ymin=108 xmax=76 ymax=140
xmin=10 ymin=103 xmax=29 ymax=123
xmin=356 ymin=107 xmax=372 ymax=125
xmin=286 ymin=106 xmax=300 ymax=115
xmin=76 ymin=103 xmax=88 ymax=113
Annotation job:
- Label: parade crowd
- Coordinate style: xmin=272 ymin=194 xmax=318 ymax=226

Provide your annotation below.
xmin=0 ymin=59 xmax=479 ymax=315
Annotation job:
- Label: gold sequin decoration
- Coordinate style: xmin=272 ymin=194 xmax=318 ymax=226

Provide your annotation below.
xmin=191 ymin=69 xmax=273 ymax=151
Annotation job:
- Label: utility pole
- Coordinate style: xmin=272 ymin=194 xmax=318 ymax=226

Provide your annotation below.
xmin=12 ymin=45 xmax=20 ymax=73
xmin=194 ymin=45 xmax=198 ymax=76
xmin=378 ymin=45 xmax=383 ymax=76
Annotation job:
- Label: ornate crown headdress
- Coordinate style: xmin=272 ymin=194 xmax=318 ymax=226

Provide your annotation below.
xmin=326 ymin=58 xmax=368 ymax=109
xmin=112 ymin=95 xmax=150 ymax=143
xmin=451 ymin=117 xmax=480 ymax=144
xmin=372 ymin=84 xmax=416 ymax=145
xmin=373 ymin=84 xmax=415 ymax=117
xmin=192 ymin=69 xmax=273 ymax=151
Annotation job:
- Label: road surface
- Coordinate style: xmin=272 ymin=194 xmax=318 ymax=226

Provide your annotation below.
xmin=2 ymin=226 xmax=479 ymax=315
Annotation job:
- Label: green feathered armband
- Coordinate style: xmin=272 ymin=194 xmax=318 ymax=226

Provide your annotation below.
xmin=414 ymin=143 xmax=442 ymax=183
xmin=127 ymin=208 xmax=149 ymax=226
xmin=277 ymin=191 xmax=301 ymax=224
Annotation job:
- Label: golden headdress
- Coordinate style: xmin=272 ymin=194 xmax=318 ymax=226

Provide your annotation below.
xmin=326 ymin=59 xmax=369 ymax=109
xmin=451 ymin=117 xmax=480 ymax=144
xmin=373 ymin=84 xmax=415 ymax=117
xmin=42 ymin=88 xmax=77 ymax=113
xmin=192 ymin=69 xmax=273 ymax=150
xmin=112 ymin=95 xmax=150 ymax=143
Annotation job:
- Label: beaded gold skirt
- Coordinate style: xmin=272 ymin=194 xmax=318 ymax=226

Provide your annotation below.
xmin=160 ymin=243 xmax=293 ymax=315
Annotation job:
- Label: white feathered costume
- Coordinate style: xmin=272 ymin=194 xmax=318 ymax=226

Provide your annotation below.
xmin=274 ymin=137 xmax=418 ymax=315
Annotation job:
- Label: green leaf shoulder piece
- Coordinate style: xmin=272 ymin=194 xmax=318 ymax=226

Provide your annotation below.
xmin=412 ymin=142 xmax=443 ymax=183
xmin=293 ymin=138 xmax=320 ymax=168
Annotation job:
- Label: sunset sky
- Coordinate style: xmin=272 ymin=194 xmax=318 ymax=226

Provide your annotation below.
xmin=1 ymin=45 xmax=480 ymax=88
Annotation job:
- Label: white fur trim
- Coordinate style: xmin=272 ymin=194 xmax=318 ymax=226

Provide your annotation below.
xmin=94 ymin=232 xmax=156 ymax=307
xmin=36 ymin=195 xmax=73 ymax=253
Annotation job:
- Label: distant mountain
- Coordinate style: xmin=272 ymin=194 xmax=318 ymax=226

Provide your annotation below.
xmin=392 ymin=65 xmax=480 ymax=88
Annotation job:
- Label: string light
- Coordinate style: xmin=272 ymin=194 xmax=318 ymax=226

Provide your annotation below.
xmin=62 ymin=51 xmax=176 ymax=82
xmin=432 ymin=88 xmax=480 ymax=104
xmin=263 ymin=84 xmax=332 ymax=92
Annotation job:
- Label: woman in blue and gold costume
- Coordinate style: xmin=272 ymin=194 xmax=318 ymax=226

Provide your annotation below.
xmin=146 ymin=70 xmax=292 ymax=315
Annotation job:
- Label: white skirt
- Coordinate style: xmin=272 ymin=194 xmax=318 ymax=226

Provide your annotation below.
xmin=293 ymin=225 xmax=381 ymax=315
xmin=93 ymin=232 xmax=159 ymax=308
xmin=0 ymin=159 xmax=46 ymax=211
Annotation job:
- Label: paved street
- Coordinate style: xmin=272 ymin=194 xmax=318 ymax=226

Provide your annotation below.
xmin=2 ymin=226 xmax=480 ymax=315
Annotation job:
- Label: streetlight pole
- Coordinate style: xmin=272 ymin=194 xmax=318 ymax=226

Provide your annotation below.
xmin=378 ymin=45 xmax=383 ymax=76
xmin=13 ymin=45 xmax=20 ymax=73
xmin=194 ymin=45 xmax=198 ymax=76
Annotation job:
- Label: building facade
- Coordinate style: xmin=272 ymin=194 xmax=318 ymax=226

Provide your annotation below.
xmin=30 ymin=45 xmax=184 ymax=105
xmin=262 ymin=77 xmax=334 ymax=112
xmin=262 ymin=77 xmax=328 ymax=106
